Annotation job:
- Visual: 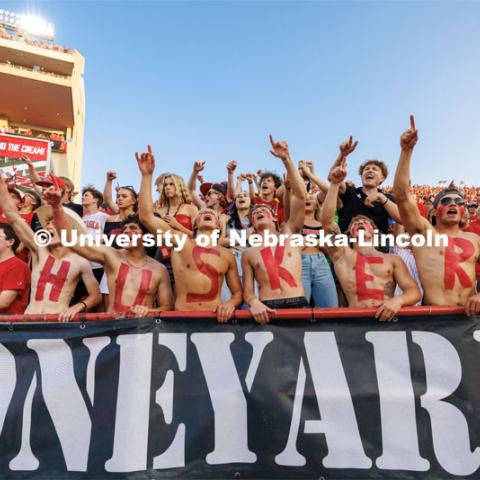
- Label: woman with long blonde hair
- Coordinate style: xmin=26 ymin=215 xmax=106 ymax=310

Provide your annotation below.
xmin=154 ymin=173 xmax=198 ymax=284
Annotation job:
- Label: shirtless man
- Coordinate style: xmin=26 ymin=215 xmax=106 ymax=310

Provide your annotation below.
xmin=242 ymin=135 xmax=307 ymax=324
xmin=0 ymin=175 xmax=101 ymax=320
xmin=321 ymin=144 xmax=421 ymax=321
xmin=137 ymin=146 xmax=242 ymax=322
xmin=45 ymin=185 xmax=174 ymax=316
xmin=393 ymin=115 xmax=480 ymax=314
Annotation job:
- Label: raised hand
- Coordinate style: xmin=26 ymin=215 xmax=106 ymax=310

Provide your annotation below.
xmin=135 ymin=145 xmax=155 ymax=176
xmin=193 ymin=161 xmax=205 ymax=175
xmin=269 ymin=134 xmax=290 ymax=161
xmin=339 ymin=136 xmax=358 ymax=157
xmin=43 ymin=176 xmax=63 ymax=207
xmin=115 ymin=182 xmax=121 ymax=193
xmin=227 ymin=161 xmax=237 ymax=173
xmin=400 ymin=115 xmax=418 ymax=152
xmin=197 ymin=174 xmax=205 ymax=184
xmin=329 ymin=157 xmax=347 ymax=185
xmin=257 ymin=169 xmax=265 ymax=178
xmin=21 ymin=154 xmax=32 ymax=166
xmin=298 ymin=160 xmax=311 ymax=177
xmin=106 ymin=170 xmax=117 ymax=181
xmin=306 ymin=160 xmax=315 ymax=173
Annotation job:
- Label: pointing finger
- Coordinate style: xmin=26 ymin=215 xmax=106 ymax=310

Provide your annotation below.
xmin=147 ymin=144 xmax=153 ymax=154
xmin=410 ymin=115 xmax=416 ymax=131
xmin=269 ymin=134 xmax=275 ymax=147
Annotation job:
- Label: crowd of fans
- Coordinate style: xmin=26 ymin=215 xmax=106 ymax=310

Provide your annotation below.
xmin=0 ymin=125 xmax=67 ymax=153
xmin=0 ymin=115 xmax=479 ymax=322
xmin=0 ymin=27 xmax=74 ymax=54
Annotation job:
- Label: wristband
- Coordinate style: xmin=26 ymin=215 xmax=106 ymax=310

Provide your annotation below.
xmin=382 ymin=198 xmax=389 ymax=206
xmin=80 ymin=301 xmax=87 ymax=312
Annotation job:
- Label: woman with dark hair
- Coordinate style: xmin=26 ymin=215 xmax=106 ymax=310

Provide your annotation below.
xmin=220 ymin=191 xmax=252 ymax=276
xmin=219 ymin=190 xmax=253 ymax=307
xmin=103 ymin=171 xmax=138 ymax=249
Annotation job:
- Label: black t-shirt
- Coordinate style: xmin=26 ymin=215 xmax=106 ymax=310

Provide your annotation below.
xmin=338 ymin=185 xmax=395 ymax=235
xmin=64 ymin=202 xmax=83 ymax=217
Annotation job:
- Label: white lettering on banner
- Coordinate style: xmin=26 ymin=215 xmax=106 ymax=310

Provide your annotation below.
xmin=9 ymin=373 xmax=39 ymax=470
xmin=83 ymin=337 xmax=111 ymax=404
xmin=365 ymin=332 xmax=429 ymax=471
xmin=105 ymin=334 xmax=153 ymax=472
xmin=275 ymin=359 xmax=308 ymax=466
xmin=0 ymin=344 xmax=16 ymax=436
xmin=20 ymin=145 xmax=45 ymax=156
xmin=27 ymin=339 xmax=92 ymax=472
xmin=412 ymin=332 xmax=480 ymax=476
xmin=276 ymin=333 xmax=372 ymax=469
xmin=305 ymin=333 xmax=371 ymax=468
xmin=0 ymin=329 xmax=477 ymax=475
xmin=153 ymin=333 xmax=187 ymax=469
xmin=191 ymin=332 xmax=272 ymax=465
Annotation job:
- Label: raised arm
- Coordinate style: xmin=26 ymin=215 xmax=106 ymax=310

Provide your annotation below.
xmin=327 ymin=137 xmax=359 ymax=195
xmin=21 ymin=155 xmax=43 ymax=195
xmin=247 ymin=174 xmax=256 ymax=201
xmin=103 ymin=171 xmax=120 ymax=214
xmin=136 ymin=146 xmax=184 ymax=239
xmin=0 ymin=174 xmax=38 ymax=254
xmin=226 ymin=161 xmax=237 ymax=202
xmin=300 ymin=160 xmax=329 ymax=193
xmin=393 ymin=115 xmax=429 ymax=236
xmin=45 ymin=186 xmax=109 ymax=265
xmin=187 ymin=161 xmax=206 ymax=209
xmin=269 ymin=134 xmax=305 ymax=233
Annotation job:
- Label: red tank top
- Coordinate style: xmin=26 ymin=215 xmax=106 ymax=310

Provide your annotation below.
xmin=158 ymin=214 xmax=193 ymax=260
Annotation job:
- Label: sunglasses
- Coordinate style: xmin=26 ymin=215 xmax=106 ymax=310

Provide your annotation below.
xmin=439 ymin=197 xmax=465 ymax=206
xmin=119 ymin=185 xmax=138 ymax=196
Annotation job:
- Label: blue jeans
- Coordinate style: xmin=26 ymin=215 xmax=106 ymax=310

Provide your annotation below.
xmin=301 ymin=253 xmax=338 ymax=308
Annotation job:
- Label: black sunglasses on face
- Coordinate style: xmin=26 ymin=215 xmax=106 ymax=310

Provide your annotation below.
xmin=119 ymin=185 xmax=138 ymax=196
xmin=439 ymin=197 xmax=465 ymax=206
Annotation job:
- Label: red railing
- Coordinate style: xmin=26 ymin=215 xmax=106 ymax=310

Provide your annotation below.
xmin=0 ymin=306 xmax=467 ymax=323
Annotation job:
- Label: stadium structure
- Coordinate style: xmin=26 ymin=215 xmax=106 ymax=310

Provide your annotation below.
xmin=0 ymin=9 xmax=84 ymax=189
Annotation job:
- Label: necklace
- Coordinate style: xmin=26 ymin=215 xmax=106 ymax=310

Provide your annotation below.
xmin=166 ymin=201 xmax=182 ymax=217
xmin=124 ymin=254 xmax=149 ymax=269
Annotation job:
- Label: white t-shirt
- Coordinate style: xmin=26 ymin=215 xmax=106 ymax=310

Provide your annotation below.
xmin=83 ymin=211 xmax=110 ymax=270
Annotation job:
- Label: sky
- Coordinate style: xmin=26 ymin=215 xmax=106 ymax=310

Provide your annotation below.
xmin=4 ymin=0 xmax=480 ymax=191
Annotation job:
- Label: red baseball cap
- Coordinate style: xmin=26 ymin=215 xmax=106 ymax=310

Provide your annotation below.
xmin=200 ymin=182 xmax=212 ymax=197
xmin=35 ymin=174 xmax=66 ymax=191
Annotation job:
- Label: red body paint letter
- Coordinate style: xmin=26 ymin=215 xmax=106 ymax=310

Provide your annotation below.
xmin=186 ymin=247 xmax=221 ymax=303
xmin=260 ymin=246 xmax=297 ymax=290
xmin=113 ymin=263 xmax=153 ymax=311
xmin=355 ymin=254 xmax=384 ymax=301
xmin=35 ymin=256 xmax=70 ymax=301
xmin=444 ymin=237 xmax=474 ymax=290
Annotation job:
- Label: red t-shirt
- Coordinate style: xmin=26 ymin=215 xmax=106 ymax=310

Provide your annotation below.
xmin=253 ymin=196 xmax=285 ymax=224
xmin=0 ymin=256 xmax=31 ymax=314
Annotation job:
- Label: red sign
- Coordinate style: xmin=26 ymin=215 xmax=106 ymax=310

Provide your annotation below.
xmin=0 ymin=134 xmax=50 ymax=161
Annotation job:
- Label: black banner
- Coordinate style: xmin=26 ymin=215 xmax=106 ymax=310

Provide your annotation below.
xmin=0 ymin=314 xmax=480 ymax=479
